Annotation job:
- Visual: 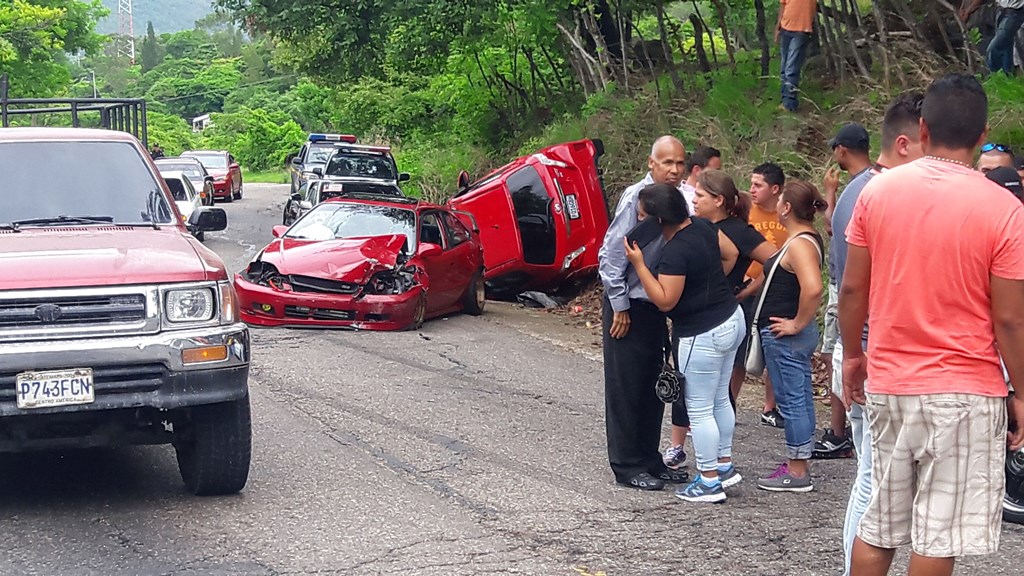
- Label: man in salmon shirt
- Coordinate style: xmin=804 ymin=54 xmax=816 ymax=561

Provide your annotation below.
xmin=840 ymin=73 xmax=1024 ymax=576
xmin=776 ymin=0 xmax=817 ymax=112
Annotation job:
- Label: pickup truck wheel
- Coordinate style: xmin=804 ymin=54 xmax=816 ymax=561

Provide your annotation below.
xmin=1005 ymin=494 xmax=1024 ymax=525
xmin=462 ymin=270 xmax=486 ymax=316
xmin=175 ymin=396 xmax=252 ymax=496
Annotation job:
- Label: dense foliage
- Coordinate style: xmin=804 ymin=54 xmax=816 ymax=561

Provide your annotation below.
xmin=1 ymin=1 xmax=1022 ymax=199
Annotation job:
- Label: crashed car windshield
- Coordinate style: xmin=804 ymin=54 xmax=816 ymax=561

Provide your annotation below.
xmin=0 ymin=141 xmax=174 ymax=225
xmin=286 ymin=203 xmax=416 ymax=249
xmin=325 ymin=152 xmax=396 ymax=180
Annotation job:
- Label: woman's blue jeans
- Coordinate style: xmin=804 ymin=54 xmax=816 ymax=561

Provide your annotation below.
xmin=760 ymin=323 xmax=818 ymax=460
xmin=676 ymin=306 xmax=745 ymax=472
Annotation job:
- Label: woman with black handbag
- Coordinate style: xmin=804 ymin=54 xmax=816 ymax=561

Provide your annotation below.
xmin=624 ymin=183 xmax=746 ymax=503
xmin=749 ymin=180 xmax=826 ymax=493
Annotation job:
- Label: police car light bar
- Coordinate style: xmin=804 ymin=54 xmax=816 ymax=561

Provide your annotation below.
xmin=308 ymin=133 xmax=358 ymax=143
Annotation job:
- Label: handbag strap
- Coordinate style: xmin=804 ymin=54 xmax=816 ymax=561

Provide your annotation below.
xmin=750 ymin=232 xmax=818 ymax=329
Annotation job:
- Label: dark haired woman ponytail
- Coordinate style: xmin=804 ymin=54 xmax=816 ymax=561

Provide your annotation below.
xmin=733 ymin=191 xmax=753 ymax=222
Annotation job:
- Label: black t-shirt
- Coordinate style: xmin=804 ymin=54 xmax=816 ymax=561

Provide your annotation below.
xmin=713 ymin=216 xmax=768 ymax=291
xmin=657 ymin=218 xmax=739 ymax=338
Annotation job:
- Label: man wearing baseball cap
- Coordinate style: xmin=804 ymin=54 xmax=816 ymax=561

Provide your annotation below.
xmin=987 ymin=165 xmax=1024 ymax=201
xmin=817 ymin=122 xmax=873 ymax=461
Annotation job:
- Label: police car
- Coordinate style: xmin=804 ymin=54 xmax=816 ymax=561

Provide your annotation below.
xmin=286 ymin=133 xmax=359 ymax=194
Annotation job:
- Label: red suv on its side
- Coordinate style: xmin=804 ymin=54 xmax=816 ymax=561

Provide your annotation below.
xmin=182 ymin=150 xmax=243 ymax=202
xmin=448 ymin=138 xmax=609 ymax=295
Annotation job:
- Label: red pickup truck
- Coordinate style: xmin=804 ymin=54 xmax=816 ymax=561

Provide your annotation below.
xmin=0 ymin=127 xmax=250 ymax=496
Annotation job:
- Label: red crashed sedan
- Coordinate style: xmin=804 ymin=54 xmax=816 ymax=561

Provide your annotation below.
xmin=182 ymin=150 xmax=243 ymax=202
xmin=235 ymin=194 xmax=486 ymax=330
xmin=448 ymin=138 xmax=608 ymax=295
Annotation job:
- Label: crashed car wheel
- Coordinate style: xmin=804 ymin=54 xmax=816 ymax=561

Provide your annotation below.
xmin=406 ymin=294 xmax=427 ymax=331
xmin=175 ymin=396 xmax=252 ymax=496
xmin=462 ymin=270 xmax=486 ymax=316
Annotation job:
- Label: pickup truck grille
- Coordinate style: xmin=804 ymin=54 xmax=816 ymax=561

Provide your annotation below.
xmin=0 ymin=363 xmax=167 ymax=400
xmin=0 ymin=294 xmax=146 ymax=328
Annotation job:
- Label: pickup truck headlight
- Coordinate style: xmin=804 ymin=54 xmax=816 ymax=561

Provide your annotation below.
xmin=165 ymin=288 xmax=215 ymax=322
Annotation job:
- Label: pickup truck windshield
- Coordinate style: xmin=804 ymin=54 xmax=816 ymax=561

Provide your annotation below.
xmin=0 ymin=141 xmax=173 ymax=225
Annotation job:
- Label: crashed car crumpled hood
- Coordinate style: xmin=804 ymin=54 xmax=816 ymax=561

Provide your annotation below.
xmin=256 ymin=234 xmax=411 ymax=284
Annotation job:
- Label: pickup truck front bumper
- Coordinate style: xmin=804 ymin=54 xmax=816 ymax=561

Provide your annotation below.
xmin=0 ymin=324 xmax=250 ymax=417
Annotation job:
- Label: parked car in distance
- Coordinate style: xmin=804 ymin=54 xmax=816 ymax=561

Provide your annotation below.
xmin=0 ymin=127 xmax=246 ymax=496
xmin=156 ymin=156 xmax=215 ymax=206
xmin=236 ymin=195 xmax=485 ymax=331
xmin=182 ymin=150 xmax=243 ymax=202
xmin=286 ymin=133 xmax=358 ymax=194
xmin=163 ymin=171 xmax=209 ymax=241
xmin=448 ymin=138 xmax=609 ymax=295
xmin=283 ymin=179 xmax=405 ymax=226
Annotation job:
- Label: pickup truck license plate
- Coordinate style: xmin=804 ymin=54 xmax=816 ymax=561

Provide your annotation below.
xmin=565 ymin=194 xmax=581 ymax=220
xmin=16 ymin=368 xmax=95 ymax=409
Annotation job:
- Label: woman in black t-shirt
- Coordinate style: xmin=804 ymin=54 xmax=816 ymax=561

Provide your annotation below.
xmin=691 ymin=169 xmax=776 ymax=409
xmin=624 ymin=183 xmax=746 ymax=504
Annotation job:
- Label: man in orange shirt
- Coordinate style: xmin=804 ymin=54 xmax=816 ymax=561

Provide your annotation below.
xmin=732 ymin=163 xmax=788 ymax=428
xmin=776 ymin=0 xmax=817 ymax=111
xmin=841 ymin=73 xmax=1024 ymax=576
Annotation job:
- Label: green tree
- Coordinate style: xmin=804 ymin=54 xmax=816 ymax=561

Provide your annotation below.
xmin=0 ymin=0 xmax=108 ymax=97
xmin=141 ymin=21 xmax=161 ymax=72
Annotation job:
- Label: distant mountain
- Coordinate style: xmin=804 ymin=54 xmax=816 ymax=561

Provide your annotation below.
xmin=97 ymin=0 xmax=216 ymax=35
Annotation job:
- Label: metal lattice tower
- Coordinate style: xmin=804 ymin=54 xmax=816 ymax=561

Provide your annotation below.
xmin=117 ymin=0 xmax=136 ymax=63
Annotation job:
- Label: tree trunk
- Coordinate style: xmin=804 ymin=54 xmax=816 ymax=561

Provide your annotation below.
xmin=692 ymin=1 xmax=719 ymax=66
xmin=754 ymin=0 xmax=771 ymax=78
xmin=838 ymin=0 xmax=870 ymax=77
xmin=655 ymin=0 xmax=685 ymax=91
xmin=710 ymin=0 xmax=737 ymax=67
xmin=689 ymin=14 xmax=713 ymax=76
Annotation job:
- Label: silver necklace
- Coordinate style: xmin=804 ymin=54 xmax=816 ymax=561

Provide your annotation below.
xmin=925 ymin=155 xmax=972 ymax=169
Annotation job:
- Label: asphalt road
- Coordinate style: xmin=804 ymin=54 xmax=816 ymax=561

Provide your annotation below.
xmin=3 ymin=183 xmax=1022 ymax=575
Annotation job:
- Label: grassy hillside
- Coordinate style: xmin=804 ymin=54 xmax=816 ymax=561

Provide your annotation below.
xmin=97 ymin=0 xmax=214 ymax=34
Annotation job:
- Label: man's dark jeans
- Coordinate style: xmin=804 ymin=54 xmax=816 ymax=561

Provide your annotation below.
xmin=780 ymin=30 xmax=811 ymax=111
xmin=987 ymin=7 xmax=1024 ymax=76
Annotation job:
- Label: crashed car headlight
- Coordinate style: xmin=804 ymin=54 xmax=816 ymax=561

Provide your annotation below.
xmin=364 ymin=270 xmax=417 ymax=295
xmin=165 ymin=288 xmax=216 ymax=322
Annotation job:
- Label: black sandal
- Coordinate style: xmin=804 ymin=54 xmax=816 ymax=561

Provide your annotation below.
xmin=653 ymin=468 xmax=689 ymax=484
xmin=617 ymin=472 xmax=665 ymax=491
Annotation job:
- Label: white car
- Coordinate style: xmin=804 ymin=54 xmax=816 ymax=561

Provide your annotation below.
xmin=162 ymin=171 xmax=206 ymax=241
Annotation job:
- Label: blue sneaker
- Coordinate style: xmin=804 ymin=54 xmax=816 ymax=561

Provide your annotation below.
xmin=719 ymin=465 xmax=742 ymax=489
xmin=675 ymin=476 xmax=726 ymax=503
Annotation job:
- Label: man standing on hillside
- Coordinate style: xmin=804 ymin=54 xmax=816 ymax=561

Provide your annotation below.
xmin=776 ymin=0 xmax=817 ymax=112
xmin=962 ymin=0 xmax=1024 ymax=75
xmin=829 ymin=92 xmax=924 ymax=576
xmin=814 ymin=123 xmax=873 ymax=461
xmin=598 ymin=135 xmax=690 ymax=491
xmin=731 ymin=163 xmax=788 ymax=427
xmin=841 ymin=73 xmax=1024 ymax=576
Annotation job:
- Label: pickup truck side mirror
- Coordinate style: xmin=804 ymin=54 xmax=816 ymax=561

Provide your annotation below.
xmin=398 ymin=172 xmax=411 ymax=182
xmin=298 ymin=201 xmax=313 ymax=210
xmin=189 ymin=207 xmax=227 ymax=232
xmin=271 ymin=225 xmax=289 ymax=238
xmin=311 ymin=167 xmax=323 ymax=177
xmin=457 ymin=169 xmax=470 ymax=189
xmin=291 ymin=193 xmax=302 ymax=202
